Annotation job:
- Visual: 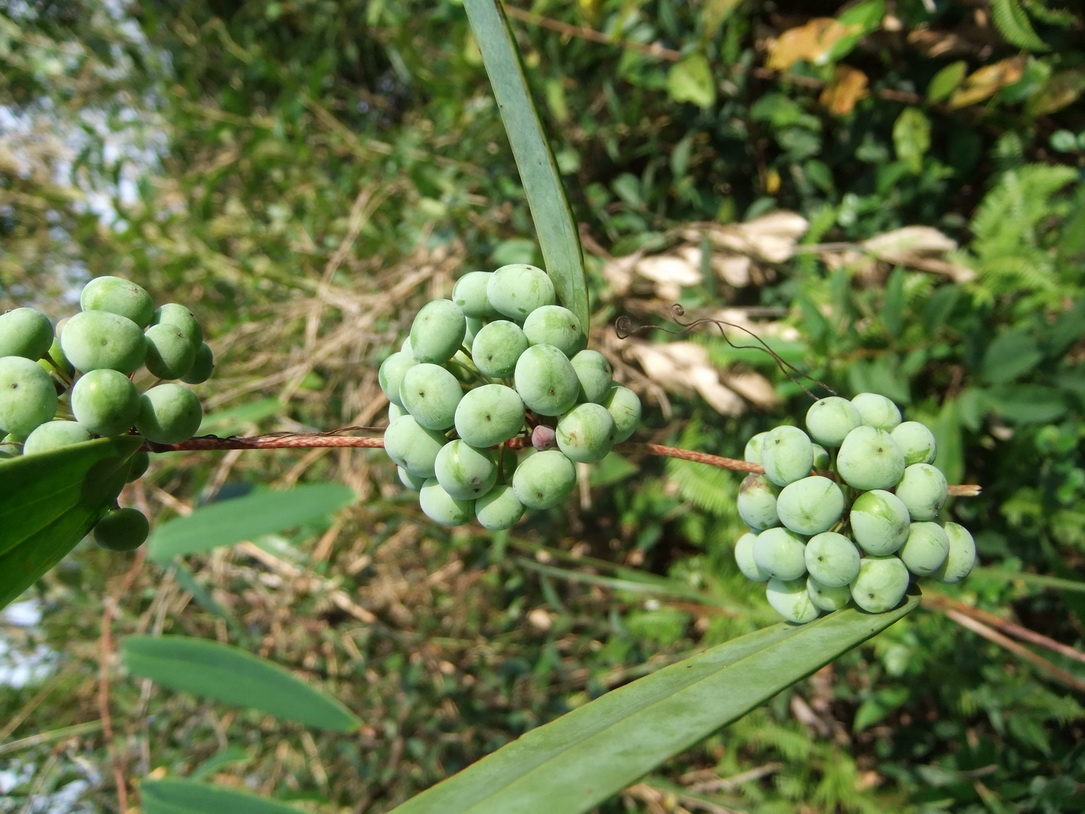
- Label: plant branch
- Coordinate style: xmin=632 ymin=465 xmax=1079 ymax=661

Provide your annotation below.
xmin=147 ymin=432 xmax=981 ymax=496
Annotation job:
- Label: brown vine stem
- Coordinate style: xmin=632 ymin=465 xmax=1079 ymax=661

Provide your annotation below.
xmin=147 ymin=433 xmax=981 ymax=496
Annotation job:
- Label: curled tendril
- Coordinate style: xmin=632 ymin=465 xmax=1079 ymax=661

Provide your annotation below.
xmin=614 ymin=305 xmax=835 ymax=400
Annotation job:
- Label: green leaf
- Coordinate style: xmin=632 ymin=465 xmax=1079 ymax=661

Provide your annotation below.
xmin=387 ymin=598 xmax=917 ymax=814
xmin=882 ymin=267 xmax=906 ymax=340
xmin=927 ymin=61 xmax=967 ymax=103
xmin=932 ymin=397 xmax=964 ymax=487
xmin=122 ymin=635 xmax=362 ymax=733
xmin=464 ymin=0 xmax=589 ymax=330
xmin=147 ymin=483 xmax=355 ymax=563
xmin=990 ymin=0 xmax=1048 ymax=51
xmin=667 ymin=54 xmax=716 ymax=109
xmin=984 ymin=384 xmax=1068 ymax=424
xmin=0 ymin=435 xmax=143 ymax=610
xmin=892 ymin=107 xmax=931 ymax=174
xmin=980 ymin=329 xmax=1044 ymax=384
xmin=141 ymin=778 xmax=303 ymax=814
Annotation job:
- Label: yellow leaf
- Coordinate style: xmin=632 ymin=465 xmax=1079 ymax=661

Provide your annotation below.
xmin=819 ymin=65 xmax=869 ymax=115
xmin=767 ymin=18 xmax=860 ymax=71
xmin=947 ymin=56 xmax=1026 ymax=109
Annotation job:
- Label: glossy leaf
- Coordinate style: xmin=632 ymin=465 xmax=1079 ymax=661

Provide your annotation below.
xmin=389 ymin=597 xmax=918 ymax=814
xmin=463 ymin=0 xmax=589 ymax=330
xmin=122 ymin=635 xmax=362 ymax=733
xmin=0 ymin=435 xmax=143 ymax=610
xmin=147 ymin=483 xmax=355 ymax=563
xmin=141 ymin=778 xmax=303 ymax=814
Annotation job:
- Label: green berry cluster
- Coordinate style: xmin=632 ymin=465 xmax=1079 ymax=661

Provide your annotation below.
xmin=0 ymin=276 xmax=214 ymax=551
xmin=380 ymin=264 xmax=641 ymax=529
xmin=734 ymin=393 xmax=976 ymax=623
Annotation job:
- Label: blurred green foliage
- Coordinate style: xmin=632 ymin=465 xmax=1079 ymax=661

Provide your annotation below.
xmin=2 ymin=0 xmax=1084 ymax=812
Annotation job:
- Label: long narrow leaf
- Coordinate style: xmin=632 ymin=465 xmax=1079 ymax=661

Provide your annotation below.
xmin=141 ymin=778 xmax=303 ymax=814
xmin=0 ymin=436 xmax=143 ymax=609
xmin=147 ymin=483 xmax=356 ymax=563
xmin=464 ymin=0 xmax=589 ymax=329
xmin=389 ymin=596 xmax=918 ymax=814
xmin=122 ymin=635 xmax=362 ymax=733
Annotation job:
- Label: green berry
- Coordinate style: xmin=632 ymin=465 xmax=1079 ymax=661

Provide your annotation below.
xmin=378 ymin=350 xmax=419 ymax=408
xmin=92 ymin=507 xmax=151 ymax=552
xmin=0 ymin=356 xmax=58 ymax=437
xmin=418 ymin=478 xmax=474 ymax=526
xmin=409 ymin=299 xmax=467 ymax=364
xmin=849 ymin=489 xmax=911 ymax=556
xmin=851 ymin=392 xmax=902 ymax=430
xmin=805 ymin=396 xmax=862 ymax=447
xmin=555 ymin=402 xmax=615 ymax=463
xmin=894 ymin=463 xmax=948 ymax=521
xmin=71 ymin=369 xmax=141 ymax=436
xmin=850 ymin=556 xmax=911 ymax=613
xmin=522 ymin=305 xmax=586 ymax=357
xmin=383 ymin=415 xmax=448 ymax=479
xmin=804 ymin=531 xmax=861 ymax=587
xmin=569 ymin=349 xmax=613 ymax=404
xmin=0 ymin=307 xmax=54 ymax=360
xmin=511 ymin=449 xmax=576 ymax=510
xmin=136 ymin=383 xmax=203 ymax=444
xmin=775 ymin=475 xmax=845 ymax=536
xmin=760 ymin=425 xmax=814 ymax=487
xmin=487 ymin=264 xmax=556 ymax=322
xmin=452 ymin=271 xmax=496 ymax=319
xmin=152 ymin=303 xmax=203 ymax=345
xmin=475 ymin=483 xmax=526 ymax=531
xmin=752 ymin=527 xmax=808 ymax=581
xmin=144 ymin=323 xmax=197 ymax=380
xmin=514 ymin=344 xmax=579 ymax=417
xmin=398 ymin=466 xmax=428 ymax=492
xmin=22 ymin=420 xmax=92 ymax=455
xmin=454 ymin=384 xmax=525 ymax=448
xmin=734 ymin=531 xmax=771 ymax=582
xmin=126 ymin=450 xmax=150 ymax=482
xmin=61 ymin=311 xmax=147 ymax=375
xmin=743 ymin=431 xmax=768 ymax=464
xmin=736 ymin=473 xmax=779 ymax=531
xmin=890 ymin=420 xmax=937 ymax=465
xmin=899 ymin=521 xmax=950 ymax=576
xmin=932 ymin=522 xmax=977 ymax=584
xmin=836 ymin=425 xmax=905 ymax=490
xmin=39 ymin=335 xmax=74 ymax=379
xmin=434 ymin=440 xmax=498 ymax=500
xmin=399 ymin=363 xmax=463 ymax=431
xmin=806 ymin=576 xmax=852 ymax=612
xmin=181 ymin=342 xmax=215 ymax=384
xmin=472 ymin=320 xmax=529 ymax=379
xmin=766 ymin=577 xmax=822 ymax=624
xmin=81 ymin=277 xmax=155 ymax=328
xmin=601 ymin=384 xmax=641 ymax=443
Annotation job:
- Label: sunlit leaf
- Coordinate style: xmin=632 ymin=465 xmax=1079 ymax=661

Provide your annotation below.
xmin=464 ymin=0 xmax=589 ymax=330
xmin=667 ymin=54 xmax=716 ymax=109
xmin=927 ymin=61 xmax=967 ymax=103
xmin=948 ymin=57 xmax=1026 ymax=109
xmin=123 ymin=635 xmax=362 ymax=733
xmin=147 ymin=483 xmax=356 ymax=563
xmin=0 ymin=436 xmax=143 ymax=610
xmin=892 ymin=107 xmax=931 ymax=172
xmin=141 ymin=778 xmax=303 ymax=814
xmin=819 ymin=65 xmax=869 ymax=115
xmin=388 ymin=598 xmax=917 ymax=814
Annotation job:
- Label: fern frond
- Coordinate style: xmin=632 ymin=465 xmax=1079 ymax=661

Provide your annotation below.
xmin=991 ymin=0 xmax=1049 ymax=51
